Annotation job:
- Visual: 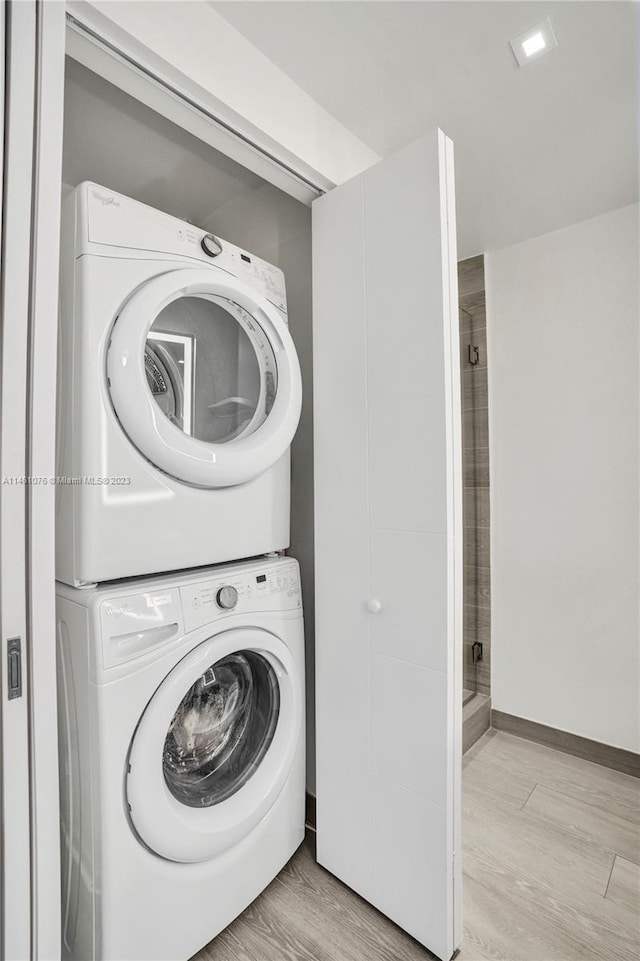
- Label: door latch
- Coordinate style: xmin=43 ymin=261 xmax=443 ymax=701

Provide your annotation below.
xmin=7 ymin=637 xmax=22 ymax=699
xmin=468 ymin=345 xmax=480 ymax=366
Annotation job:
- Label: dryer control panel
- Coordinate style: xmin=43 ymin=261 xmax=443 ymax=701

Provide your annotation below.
xmin=77 ymin=182 xmax=288 ymax=315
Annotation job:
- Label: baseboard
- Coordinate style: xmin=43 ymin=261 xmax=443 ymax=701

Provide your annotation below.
xmin=463 ymin=694 xmax=491 ymax=754
xmin=305 ymin=791 xmax=317 ymax=832
xmin=491 ymin=709 xmax=640 ymax=779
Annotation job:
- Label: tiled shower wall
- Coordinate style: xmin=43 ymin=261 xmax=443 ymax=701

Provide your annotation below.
xmin=459 ymin=255 xmax=491 ymax=697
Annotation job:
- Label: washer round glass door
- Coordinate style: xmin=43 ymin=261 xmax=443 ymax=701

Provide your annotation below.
xmin=126 ymin=628 xmax=301 ymax=863
xmin=106 ymin=267 xmax=302 ymax=488
xmin=163 ymin=651 xmax=279 ymax=808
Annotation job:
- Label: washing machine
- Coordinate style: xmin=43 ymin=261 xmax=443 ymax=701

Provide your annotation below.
xmin=56 ymin=182 xmax=302 ymax=586
xmin=56 ymin=556 xmax=305 ymax=961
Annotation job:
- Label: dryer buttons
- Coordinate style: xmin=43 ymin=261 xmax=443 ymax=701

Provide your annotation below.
xmin=216 ymin=585 xmax=238 ymax=610
xmin=201 ymin=233 xmax=223 ymax=257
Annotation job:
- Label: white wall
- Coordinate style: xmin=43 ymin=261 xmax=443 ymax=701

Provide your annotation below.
xmin=486 ymin=203 xmax=639 ymax=752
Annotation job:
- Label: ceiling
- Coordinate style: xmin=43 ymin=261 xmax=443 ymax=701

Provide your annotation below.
xmin=212 ymin=1 xmax=639 ymax=258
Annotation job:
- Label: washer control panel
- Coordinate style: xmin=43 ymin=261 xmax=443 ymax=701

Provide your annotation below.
xmin=181 ymin=561 xmax=301 ymax=633
xmin=90 ymin=559 xmax=300 ymax=674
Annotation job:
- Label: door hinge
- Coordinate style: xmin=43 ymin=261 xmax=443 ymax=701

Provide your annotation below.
xmin=7 ymin=637 xmax=22 ymax=699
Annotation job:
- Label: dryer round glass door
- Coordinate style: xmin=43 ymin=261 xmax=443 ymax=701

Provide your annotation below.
xmin=106 ymin=268 xmax=302 ymax=488
xmin=126 ymin=628 xmax=302 ymax=863
xmin=145 ymin=297 xmax=277 ymax=445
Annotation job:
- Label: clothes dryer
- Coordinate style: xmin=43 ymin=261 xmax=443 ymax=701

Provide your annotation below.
xmin=56 ymin=183 xmax=302 ymax=585
xmin=56 ymin=556 xmax=305 ymax=961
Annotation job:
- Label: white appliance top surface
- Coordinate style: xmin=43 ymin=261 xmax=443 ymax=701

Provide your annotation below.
xmin=76 ymin=181 xmax=287 ymax=313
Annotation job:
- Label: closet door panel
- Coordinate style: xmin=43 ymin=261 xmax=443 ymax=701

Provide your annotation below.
xmin=371 ymin=775 xmax=449 ymax=943
xmin=0 ymin=3 xmax=64 ymax=958
xmin=314 ymin=128 xmax=461 ymax=961
xmin=368 ymin=394 xmax=448 ymax=533
xmin=1 ymin=5 xmax=37 ymax=958
xmin=370 ymin=529 xmax=448 ymax=672
xmin=312 ymin=175 xmax=372 ymax=898
xmin=371 ymin=653 xmax=448 ymax=805
xmin=363 ymin=135 xmax=447 ymax=402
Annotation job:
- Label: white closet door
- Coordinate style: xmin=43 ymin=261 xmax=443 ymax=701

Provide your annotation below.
xmin=1 ymin=2 xmax=64 ymax=958
xmin=313 ymin=128 xmax=462 ymax=961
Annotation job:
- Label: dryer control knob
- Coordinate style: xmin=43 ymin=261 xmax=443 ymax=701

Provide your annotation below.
xmin=216 ymin=585 xmax=238 ymax=610
xmin=201 ymin=233 xmax=223 ymax=257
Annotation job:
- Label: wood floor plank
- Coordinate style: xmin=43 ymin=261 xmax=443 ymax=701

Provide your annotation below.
xmin=605 ymin=855 xmax=640 ymax=916
xmin=524 ymin=782 xmax=640 ymax=864
xmin=463 ymin=751 xmax=536 ymax=808
xmin=463 ymin=780 xmax=615 ymax=899
xmin=463 ymin=792 xmax=640 ymax=951
xmin=483 ymin=731 xmax=640 ymax=824
xmin=464 ymin=840 xmax=639 ymax=961
xmin=191 ymin=925 xmax=256 ymax=961
xmin=462 ymin=726 xmax=498 ymax=769
xmin=220 ymin=889 xmax=334 ymax=961
xmin=459 ymin=867 xmax=587 ymax=961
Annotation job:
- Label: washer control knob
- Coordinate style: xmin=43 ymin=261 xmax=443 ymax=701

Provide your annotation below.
xmin=201 ymin=233 xmax=223 ymax=257
xmin=216 ymin=585 xmax=238 ymax=610
xmin=367 ymin=599 xmax=382 ymax=614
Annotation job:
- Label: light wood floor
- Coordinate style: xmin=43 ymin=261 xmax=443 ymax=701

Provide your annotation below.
xmin=193 ymin=730 xmax=640 ymax=961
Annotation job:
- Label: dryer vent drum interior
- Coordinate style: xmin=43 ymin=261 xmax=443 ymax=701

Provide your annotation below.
xmin=145 ymin=296 xmax=278 ymax=445
xmin=163 ymin=651 xmax=280 ymax=807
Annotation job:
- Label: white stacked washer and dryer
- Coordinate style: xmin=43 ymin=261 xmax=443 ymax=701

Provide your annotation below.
xmin=55 ymin=183 xmax=305 ymax=961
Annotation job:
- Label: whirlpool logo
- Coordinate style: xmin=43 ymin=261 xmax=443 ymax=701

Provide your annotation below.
xmin=91 ymin=189 xmax=120 ymax=208
xmin=104 ymin=603 xmax=130 ymax=617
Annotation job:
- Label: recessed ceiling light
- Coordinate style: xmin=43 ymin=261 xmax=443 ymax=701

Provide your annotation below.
xmin=522 ymin=32 xmax=546 ymax=57
xmin=510 ymin=18 xmax=558 ymax=67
